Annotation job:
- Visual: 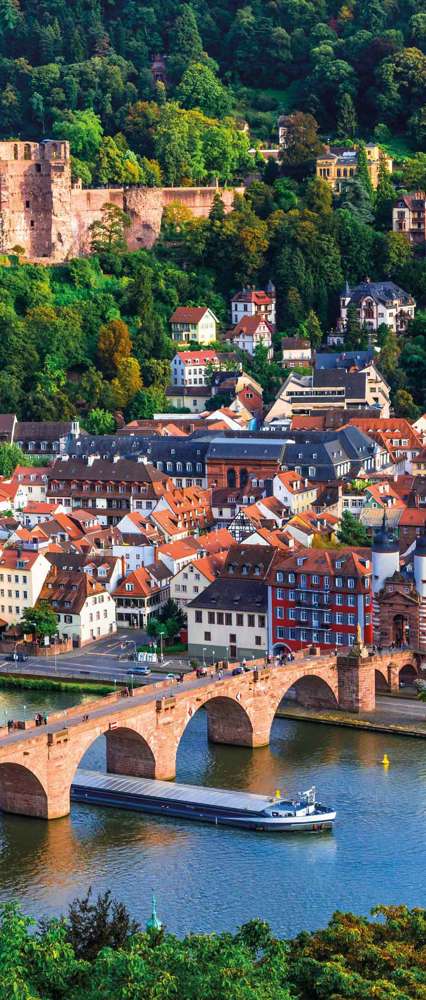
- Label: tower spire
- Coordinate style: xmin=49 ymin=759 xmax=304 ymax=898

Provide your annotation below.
xmin=146 ymin=893 xmax=163 ymax=933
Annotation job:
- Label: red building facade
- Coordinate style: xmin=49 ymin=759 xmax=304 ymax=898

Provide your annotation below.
xmin=268 ymin=547 xmax=373 ymax=653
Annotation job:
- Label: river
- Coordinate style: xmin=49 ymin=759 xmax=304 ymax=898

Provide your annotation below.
xmin=0 ymin=687 xmax=424 ymax=937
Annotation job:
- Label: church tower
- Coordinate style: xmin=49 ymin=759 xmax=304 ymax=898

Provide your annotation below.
xmin=372 ymin=513 xmax=400 ymax=641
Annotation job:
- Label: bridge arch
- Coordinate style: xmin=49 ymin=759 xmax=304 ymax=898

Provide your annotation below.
xmin=375 ymin=669 xmax=390 ymax=692
xmin=0 ymin=762 xmax=48 ymax=818
xmin=399 ymin=662 xmax=418 ymax=687
xmin=279 ymin=673 xmax=339 ymax=711
xmin=105 ymin=726 xmax=156 ymax=778
xmin=173 ymin=693 xmax=255 ymax=777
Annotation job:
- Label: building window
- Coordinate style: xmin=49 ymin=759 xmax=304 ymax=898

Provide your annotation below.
xmin=336 ymin=612 xmax=344 ymax=624
xmin=348 ymin=578 xmax=355 ymax=589
xmin=277 ymin=588 xmax=284 ymax=600
xmin=336 ymin=577 xmax=343 ymax=588
xmin=225 ymin=613 xmax=232 ymax=625
xmin=312 ymin=575 xmax=319 ymax=585
xmin=336 ymin=594 xmax=343 ymax=606
xmin=289 ymin=609 xmax=296 ymax=620
xmin=195 ymin=610 xmax=202 ymax=623
xmin=208 ymin=612 xmax=215 ymax=624
xmin=258 ymin=615 xmax=265 ymax=627
xmin=276 ymin=607 xmax=284 ymax=619
xmin=204 ymin=632 xmax=211 ymax=641
xmin=217 ymin=612 xmax=224 ymax=624
xmin=247 ymin=614 xmax=255 ymax=627
xmin=236 ymin=613 xmax=244 ymax=626
xmin=255 ymin=635 xmax=261 ymax=646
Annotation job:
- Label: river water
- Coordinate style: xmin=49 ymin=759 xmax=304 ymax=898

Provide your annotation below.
xmin=0 ymin=687 xmax=424 ymax=937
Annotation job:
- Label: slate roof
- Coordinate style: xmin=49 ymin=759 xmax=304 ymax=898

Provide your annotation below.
xmin=315 ymin=351 xmax=375 ymax=371
xmin=187 ymin=578 xmax=267 ymax=612
xmin=48 ymin=457 xmax=168 ymax=484
xmin=312 ymin=369 xmax=367 ymax=398
xmin=344 ymin=281 xmax=414 ymax=306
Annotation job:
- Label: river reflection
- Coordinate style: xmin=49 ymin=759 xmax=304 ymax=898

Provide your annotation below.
xmin=0 ymin=691 xmax=425 ymax=936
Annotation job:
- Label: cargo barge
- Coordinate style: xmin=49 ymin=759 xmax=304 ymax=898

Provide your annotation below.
xmin=71 ymin=769 xmax=336 ymax=833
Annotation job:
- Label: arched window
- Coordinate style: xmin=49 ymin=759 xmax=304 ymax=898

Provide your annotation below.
xmin=13 ymin=144 xmax=18 ymax=160
xmin=24 ymin=144 xmax=31 ymax=160
xmin=227 ymin=468 xmax=236 ymax=488
xmin=240 ymin=468 xmax=249 ymax=488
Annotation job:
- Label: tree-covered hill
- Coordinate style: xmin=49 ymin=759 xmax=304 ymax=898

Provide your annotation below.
xmin=0 ymin=0 xmax=425 ymax=180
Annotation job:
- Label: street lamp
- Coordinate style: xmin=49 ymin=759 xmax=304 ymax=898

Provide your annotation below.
xmin=202 ymin=647 xmax=206 ymax=668
xmin=159 ymin=630 xmax=165 ymax=663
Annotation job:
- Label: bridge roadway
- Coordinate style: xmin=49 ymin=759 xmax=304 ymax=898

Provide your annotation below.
xmin=0 ymin=667 xmax=235 ymax=750
xmin=0 ymin=648 xmax=419 ymax=819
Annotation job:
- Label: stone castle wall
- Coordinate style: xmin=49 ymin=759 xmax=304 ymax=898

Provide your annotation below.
xmin=0 ymin=141 xmax=243 ymax=261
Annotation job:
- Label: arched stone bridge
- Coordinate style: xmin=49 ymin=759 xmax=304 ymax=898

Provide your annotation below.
xmin=0 ymin=648 xmax=420 ymax=819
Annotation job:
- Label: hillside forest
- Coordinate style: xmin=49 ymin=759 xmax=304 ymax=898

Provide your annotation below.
xmin=0 ymin=0 xmax=425 ymax=426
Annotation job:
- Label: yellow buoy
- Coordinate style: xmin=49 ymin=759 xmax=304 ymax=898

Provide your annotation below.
xmin=382 ymin=754 xmax=390 ymax=766
xmin=275 ymin=789 xmax=281 ymax=798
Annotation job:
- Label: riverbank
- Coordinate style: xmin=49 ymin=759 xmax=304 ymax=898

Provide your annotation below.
xmin=0 ymin=674 xmax=117 ymax=696
xmin=277 ymin=703 xmax=426 ymax=738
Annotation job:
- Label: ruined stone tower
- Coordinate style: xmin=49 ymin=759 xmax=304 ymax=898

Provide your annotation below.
xmin=0 ymin=139 xmax=72 ymax=260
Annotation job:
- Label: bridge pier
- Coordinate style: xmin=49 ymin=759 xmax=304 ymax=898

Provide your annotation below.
xmin=337 ymin=648 xmax=375 ymax=713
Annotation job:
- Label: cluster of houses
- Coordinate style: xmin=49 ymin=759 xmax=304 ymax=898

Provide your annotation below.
xmin=0 ymin=390 xmax=426 ymax=660
xmin=0 ymin=242 xmax=423 ymax=661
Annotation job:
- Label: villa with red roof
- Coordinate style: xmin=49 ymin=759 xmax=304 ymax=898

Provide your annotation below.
xmin=225 ymin=315 xmax=273 ymax=359
xmin=231 ymin=284 xmax=276 ymax=328
xmin=171 ymin=350 xmax=221 ymax=387
xmin=169 ymin=307 xmax=219 ymax=345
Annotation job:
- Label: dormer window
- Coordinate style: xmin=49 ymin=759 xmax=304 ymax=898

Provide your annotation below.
xmin=125 ymin=583 xmax=134 ymax=591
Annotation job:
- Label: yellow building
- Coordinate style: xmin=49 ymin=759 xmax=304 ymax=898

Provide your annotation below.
xmin=316 ymin=144 xmax=392 ymax=192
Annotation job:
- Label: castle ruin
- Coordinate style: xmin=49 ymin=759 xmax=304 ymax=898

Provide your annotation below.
xmin=0 ymin=140 xmax=241 ymax=262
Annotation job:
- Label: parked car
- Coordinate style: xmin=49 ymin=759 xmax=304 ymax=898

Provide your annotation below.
xmin=232 ymin=666 xmax=243 ymax=676
xmin=5 ymin=653 xmax=18 ymax=662
xmin=17 ymin=653 xmax=28 ymax=662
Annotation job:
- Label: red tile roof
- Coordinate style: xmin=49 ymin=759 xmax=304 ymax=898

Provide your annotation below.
xmin=175 ymin=350 xmax=219 ymax=365
xmin=170 ymin=307 xmax=210 ymax=324
xmin=231 ymin=290 xmax=273 ymax=305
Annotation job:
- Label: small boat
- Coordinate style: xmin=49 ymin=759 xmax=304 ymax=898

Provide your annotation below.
xmin=71 ymin=770 xmax=336 ymax=833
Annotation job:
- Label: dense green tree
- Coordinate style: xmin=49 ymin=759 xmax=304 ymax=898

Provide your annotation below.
xmin=393 ymin=388 xmax=420 ymax=420
xmin=356 ymin=143 xmax=374 ymax=201
xmin=344 ymin=302 xmax=368 ymax=350
xmin=0 ymin=443 xmax=28 ymax=476
xmin=337 ymin=510 xmax=370 ymax=546
xmin=52 ymin=109 xmax=103 ymax=161
xmin=84 ymin=409 xmax=116 ymax=435
xmin=280 ymin=112 xmax=323 ymax=179
xmin=177 ymin=62 xmax=232 ymax=118
xmin=89 ymin=203 xmax=131 ymax=256
xmin=67 ymin=889 xmax=139 ymax=962
xmin=336 ymin=92 xmax=358 ymax=138
xmin=375 ymin=154 xmax=395 ymax=230
xmin=168 ymin=4 xmax=204 ymax=83
xmin=21 ymin=602 xmax=58 ymax=639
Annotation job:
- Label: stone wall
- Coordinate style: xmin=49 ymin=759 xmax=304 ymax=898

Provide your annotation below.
xmin=71 ymin=184 xmax=243 ymax=255
xmin=0 ymin=135 xmax=243 ymax=261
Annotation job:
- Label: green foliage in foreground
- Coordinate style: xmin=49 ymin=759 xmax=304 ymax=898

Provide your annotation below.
xmin=0 ymin=897 xmax=425 ymax=1000
xmin=0 ymin=675 xmax=116 ymax=696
